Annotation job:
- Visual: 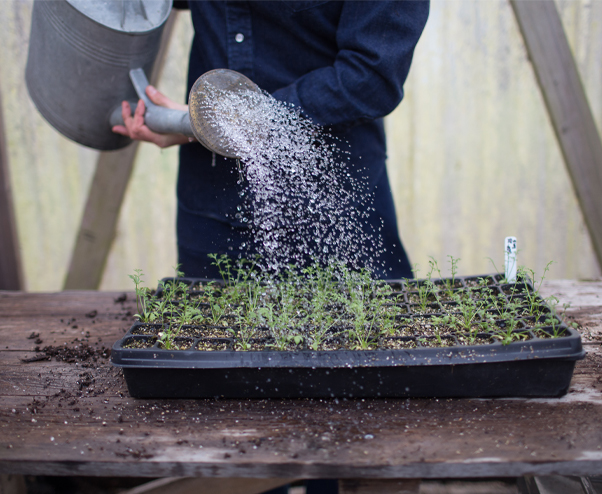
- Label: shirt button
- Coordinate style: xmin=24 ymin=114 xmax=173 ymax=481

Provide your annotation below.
xmin=235 ymin=33 xmax=244 ymax=43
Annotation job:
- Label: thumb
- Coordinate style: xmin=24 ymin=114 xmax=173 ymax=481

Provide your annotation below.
xmin=146 ymin=85 xmax=188 ymax=112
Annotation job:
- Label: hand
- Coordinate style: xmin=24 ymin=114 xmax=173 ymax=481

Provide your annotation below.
xmin=112 ymin=85 xmax=193 ymax=148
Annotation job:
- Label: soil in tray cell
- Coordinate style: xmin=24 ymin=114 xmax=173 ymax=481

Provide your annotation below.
xmin=409 ymin=303 xmax=441 ymax=314
xmin=439 ymin=301 xmax=460 ymax=313
xmin=492 ymin=318 xmax=527 ymax=330
xmin=233 ymin=338 xmax=275 ymax=351
xmin=200 ymin=326 xmax=235 ymax=338
xmin=455 ymin=333 xmax=496 ymax=346
xmin=407 ymin=291 xmax=438 ymax=304
xmin=433 ymin=278 xmax=463 ymax=290
xmin=158 ymin=337 xmax=194 ymax=350
xmin=444 ymin=288 xmax=480 ymax=303
xmin=533 ymin=326 xmax=570 ymax=339
xmin=131 ymin=324 xmax=163 ymax=336
xmin=378 ymin=304 xmax=409 ymax=316
xmin=417 ymin=336 xmax=456 ymax=348
xmin=490 ymin=328 xmax=532 ymax=344
xmin=379 ymin=337 xmax=417 ymax=350
xmin=164 ymin=325 xmax=233 ymax=339
xmin=315 ymin=337 xmax=347 ymax=351
xmin=427 ymin=288 xmax=459 ymax=302
xmin=196 ymin=338 xmax=231 ymax=351
xmin=463 ymin=275 xmax=497 ymax=287
xmin=468 ymin=286 xmax=502 ymax=300
xmin=380 ymin=321 xmax=413 ymax=338
xmin=156 ymin=288 xmax=188 ymax=302
xmin=519 ymin=315 xmax=561 ymax=329
xmin=529 ymin=301 xmax=551 ymax=316
xmin=188 ymin=292 xmax=219 ymax=303
xmin=381 ymin=281 xmax=404 ymax=292
xmin=501 ymin=283 xmax=531 ymax=296
xmin=122 ymin=336 xmax=157 ymax=349
xmin=485 ymin=306 xmax=534 ymax=321
xmin=200 ymin=315 xmax=236 ymax=328
xmin=190 ymin=279 xmax=223 ymax=291
xmin=408 ymin=316 xmax=448 ymax=337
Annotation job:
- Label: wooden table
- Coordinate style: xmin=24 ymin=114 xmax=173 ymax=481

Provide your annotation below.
xmin=1 ymin=281 xmax=601 ymax=493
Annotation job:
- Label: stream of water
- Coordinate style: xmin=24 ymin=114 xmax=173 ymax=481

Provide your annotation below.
xmin=201 ymin=86 xmax=385 ymax=274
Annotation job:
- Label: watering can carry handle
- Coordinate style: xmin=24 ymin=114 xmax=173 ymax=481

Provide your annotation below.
xmin=109 ymin=68 xmax=194 ymax=137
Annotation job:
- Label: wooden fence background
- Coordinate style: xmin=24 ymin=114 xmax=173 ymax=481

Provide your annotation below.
xmin=0 ymin=0 xmax=601 ymax=291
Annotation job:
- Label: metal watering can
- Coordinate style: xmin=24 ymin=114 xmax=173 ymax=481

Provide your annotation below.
xmin=25 ymin=0 xmax=260 ymax=158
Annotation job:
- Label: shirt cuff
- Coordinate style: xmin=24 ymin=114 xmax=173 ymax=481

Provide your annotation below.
xmin=271 ymin=83 xmax=360 ymax=134
xmin=271 ymin=84 xmax=306 ymax=118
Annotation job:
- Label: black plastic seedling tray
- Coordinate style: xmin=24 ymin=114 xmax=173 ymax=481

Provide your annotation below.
xmin=111 ymin=274 xmax=585 ymax=399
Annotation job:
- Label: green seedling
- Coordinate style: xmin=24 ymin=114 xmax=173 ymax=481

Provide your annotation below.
xmin=448 ymin=255 xmax=460 ymax=288
xmin=129 ymin=254 xmax=570 ymax=351
xmin=535 ymin=297 xmax=577 ymax=338
xmin=492 ymin=315 xmax=527 ymax=345
xmin=128 ymin=269 xmax=156 ymax=323
xmin=409 ymin=263 xmax=438 ymax=311
xmin=517 ymin=261 xmax=554 ymax=317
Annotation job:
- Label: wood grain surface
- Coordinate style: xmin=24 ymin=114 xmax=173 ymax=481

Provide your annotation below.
xmin=0 ymin=281 xmax=600 ymax=479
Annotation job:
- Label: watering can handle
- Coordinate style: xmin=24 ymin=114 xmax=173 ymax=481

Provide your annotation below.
xmin=129 ymin=68 xmax=153 ymax=108
xmin=109 ymin=68 xmax=194 ymax=137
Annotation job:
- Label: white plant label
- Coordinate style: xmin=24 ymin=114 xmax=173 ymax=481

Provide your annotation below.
xmin=505 ymin=237 xmax=517 ymax=283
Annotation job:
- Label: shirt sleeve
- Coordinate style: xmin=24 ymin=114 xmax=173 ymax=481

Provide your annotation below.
xmin=271 ymin=1 xmax=429 ymax=131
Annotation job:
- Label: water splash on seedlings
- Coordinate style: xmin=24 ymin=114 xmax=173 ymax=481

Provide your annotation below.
xmin=198 ymin=85 xmax=384 ymax=274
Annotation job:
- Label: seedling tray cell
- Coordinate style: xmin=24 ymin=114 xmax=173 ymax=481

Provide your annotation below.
xmin=112 ymin=274 xmax=585 ymax=399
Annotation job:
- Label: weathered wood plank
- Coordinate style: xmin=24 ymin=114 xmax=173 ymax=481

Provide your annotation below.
xmin=0 ymin=82 xmax=23 ymax=290
xmin=0 ymin=290 xmax=134 ymax=351
xmin=419 ymin=479 xmax=519 ymax=494
xmin=0 ymin=290 xmax=134 ymax=318
xmin=540 ymin=280 xmax=602 ymax=344
xmin=121 ymin=477 xmax=295 ymax=494
xmin=339 ymin=479 xmax=420 ymax=494
xmin=2 ymin=382 xmax=602 ymax=477
xmin=0 ymin=475 xmax=26 ymax=494
xmin=63 ymin=144 xmax=140 ymax=290
xmin=64 ymin=12 xmax=179 ymax=290
xmin=510 ymin=0 xmax=602 ymax=269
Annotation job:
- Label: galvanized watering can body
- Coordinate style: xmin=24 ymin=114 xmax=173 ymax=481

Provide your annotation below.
xmin=26 ymin=0 xmax=172 ymax=151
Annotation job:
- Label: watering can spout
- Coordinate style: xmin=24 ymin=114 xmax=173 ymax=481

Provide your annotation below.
xmin=112 ymin=67 xmax=262 ymax=159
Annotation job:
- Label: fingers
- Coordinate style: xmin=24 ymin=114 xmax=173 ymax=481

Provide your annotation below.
xmin=112 ymin=99 xmax=191 ymax=148
xmin=146 ymin=85 xmax=188 ymax=112
xmin=111 ymin=94 xmax=191 ymax=148
xmin=120 ymin=99 xmax=149 ymax=140
xmin=114 ymin=99 xmax=156 ymax=143
xmin=111 ymin=125 xmax=129 ymax=136
xmin=112 ymin=101 xmax=134 ymax=136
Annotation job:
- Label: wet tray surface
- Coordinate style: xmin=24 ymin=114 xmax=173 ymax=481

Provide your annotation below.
xmin=111 ymin=274 xmax=585 ymax=399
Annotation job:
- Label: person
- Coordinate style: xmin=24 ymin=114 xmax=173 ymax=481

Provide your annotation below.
xmin=113 ymin=1 xmax=429 ymax=281
xmin=115 ymin=5 xmax=429 ymax=492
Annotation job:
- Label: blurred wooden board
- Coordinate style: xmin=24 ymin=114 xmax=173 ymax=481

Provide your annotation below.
xmin=0 ymin=281 xmax=601 ymax=479
xmin=0 ymin=83 xmax=23 ymax=290
xmin=511 ymin=0 xmax=602 ymax=268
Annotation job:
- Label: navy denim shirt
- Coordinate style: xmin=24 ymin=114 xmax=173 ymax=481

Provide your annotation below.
xmin=177 ymin=1 xmax=429 ymax=278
